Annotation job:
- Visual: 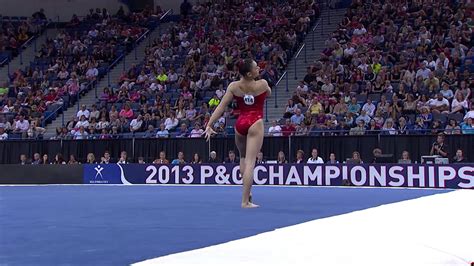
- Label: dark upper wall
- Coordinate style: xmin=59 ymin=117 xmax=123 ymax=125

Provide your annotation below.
xmin=0 ymin=0 xmax=193 ymax=21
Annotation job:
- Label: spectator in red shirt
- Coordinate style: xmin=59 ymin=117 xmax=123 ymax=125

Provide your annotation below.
xmin=281 ymin=119 xmax=296 ymax=137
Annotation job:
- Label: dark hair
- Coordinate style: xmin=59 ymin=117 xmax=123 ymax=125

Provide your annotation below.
xmin=238 ymin=59 xmax=254 ymax=76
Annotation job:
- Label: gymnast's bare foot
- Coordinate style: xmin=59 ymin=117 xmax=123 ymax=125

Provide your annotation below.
xmin=241 ymin=202 xmax=259 ymax=208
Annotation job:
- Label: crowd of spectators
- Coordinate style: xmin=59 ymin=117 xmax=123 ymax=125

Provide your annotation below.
xmin=0 ymin=7 xmax=164 ymax=140
xmin=274 ymin=0 xmax=474 ymax=136
xmin=0 ymin=10 xmax=47 ymax=62
xmin=51 ymin=0 xmax=320 ymax=139
xmin=16 ymin=143 xmax=470 ymax=165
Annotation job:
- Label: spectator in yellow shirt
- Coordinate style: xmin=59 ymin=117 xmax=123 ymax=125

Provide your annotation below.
xmin=209 ymin=95 xmax=220 ymax=109
xmin=156 ymin=70 xmax=168 ymax=83
xmin=309 ymin=98 xmax=323 ymax=115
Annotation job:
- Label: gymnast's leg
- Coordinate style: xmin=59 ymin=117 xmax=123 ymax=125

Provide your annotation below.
xmin=241 ymin=120 xmax=264 ymax=208
xmin=234 ymin=131 xmax=252 ymax=202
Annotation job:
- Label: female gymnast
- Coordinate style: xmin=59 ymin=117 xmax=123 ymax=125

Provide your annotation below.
xmin=203 ymin=59 xmax=271 ymax=208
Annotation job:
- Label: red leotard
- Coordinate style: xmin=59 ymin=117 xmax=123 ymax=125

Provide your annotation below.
xmin=233 ymin=91 xmax=267 ymax=135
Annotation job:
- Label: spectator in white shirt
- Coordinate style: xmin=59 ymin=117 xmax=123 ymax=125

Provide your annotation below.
xmin=129 ymin=115 xmax=143 ymax=132
xmin=15 ymin=116 xmax=30 ymax=133
xmin=362 ymin=99 xmax=376 ymax=117
xmin=76 ymin=105 xmax=90 ymax=118
xmin=268 ymin=120 xmax=282 ymax=136
xmin=156 ymin=123 xmax=170 ymax=138
xmin=75 ymin=115 xmax=90 ymax=128
xmin=428 ymin=93 xmax=450 ymax=114
xmin=353 ymin=24 xmax=367 ymax=36
xmin=307 ymin=148 xmax=324 ymax=163
xmin=463 ymin=104 xmax=474 ymax=120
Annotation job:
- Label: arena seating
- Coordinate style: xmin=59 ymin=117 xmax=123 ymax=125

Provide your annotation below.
xmin=276 ymin=0 xmax=473 ymax=136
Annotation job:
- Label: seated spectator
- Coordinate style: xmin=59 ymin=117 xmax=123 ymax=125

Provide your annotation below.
xmin=0 ymin=126 xmax=8 ymax=140
xmin=428 ymin=93 xmax=450 ymax=114
xmin=117 ymin=151 xmax=129 ymax=164
xmin=397 ymin=117 xmax=409 ymax=135
xmin=274 ymin=150 xmax=288 ymax=163
xmin=452 ymin=149 xmax=467 ymax=163
xmin=19 ymin=154 xmax=29 ymax=165
xmin=398 ymin=151 xmax=412 ymax=164
xmin=224 ymin=150 xmax=239 ymax=164
xmin=349 ymin=120 xmax=366 ymax=135
xmin=153 ymin=151 xmax=169 ymax=164
xmin=156 ymin=123 xmax=170 ymax=138
xmin=130 ymin=115 xmax=143 ymax=133
xmin=461 ymin=118 xmax=474 ymax=134
xmin=347 ymin=151 xmax=363 ymax=164
xmin=31 ymin=153 xmax=41 ymax=164
xmin=356 ymin=110 xmax=371 ymax=125
xmin=307 ymin=148 xmax=324 ymax=164
xmin=68 ymin=155 xmax=80 ymax=164
xmin=176 ymin=123 xmax=189 ymax=138
xmin=295 ymin=150 xmax=305 ymax=164
xmin=445 ymin=119 xmax=461 ymax=135
xmin=281 ymin=119 xmax=296 ymax=136
xmin=190 ymin=153 xmax=202 ymax=164
xmin=52 ymin=153 xmax=66 ymax=164
xmin=119 ymin=104 xmax=134 ymax=119
xmin=256 ymin=151 xmax=265 ymax=164
xmin=268 ymin=120 xmax=282 ymax=136
xmin=189 ymin=123 xmax=203 ymax=138
xmin=327 ymin=153 xmax=339 ymax=164
xmin=14 ymin=115 xmax=29 ymax=133
xmin=361 ymin=99 xmax=376 ymax=117
xmin=172 ymin=152 xmax=186 ymax=164
xmin=290 ymin=109 xmax=305 ymax=125
xmin=85 ymin=153 xmax=97 ymax=164
xmin=208 ymin=151 xmax=219 ymax=163
xmin=450 ymin=92 xmax=468 ymax=114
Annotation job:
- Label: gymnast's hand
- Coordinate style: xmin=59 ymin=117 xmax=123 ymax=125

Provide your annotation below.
xmin=203 ymin=126 xmax=217 ymax=142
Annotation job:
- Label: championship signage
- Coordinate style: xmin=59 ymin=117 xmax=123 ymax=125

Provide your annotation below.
xmin=83 ymin=164 xmax=474 ymax=189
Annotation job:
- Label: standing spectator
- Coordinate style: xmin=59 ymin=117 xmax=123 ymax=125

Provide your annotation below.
xmin=268 ymin=120 xmax=282 ymax=136
xmin=172 ymin=152 xmax=186 ymax=164
xmin=307 ymin=148 xmax=324 ymax=164
xmin=430 ymin=133 xmax=449 ymax=158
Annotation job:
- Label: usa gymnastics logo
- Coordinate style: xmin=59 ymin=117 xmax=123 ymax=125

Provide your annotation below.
xmin=90 ymin=165 xmax=109 ymax=184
